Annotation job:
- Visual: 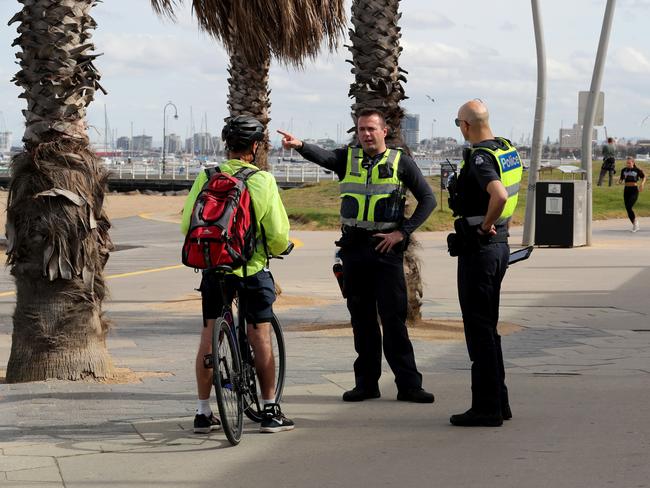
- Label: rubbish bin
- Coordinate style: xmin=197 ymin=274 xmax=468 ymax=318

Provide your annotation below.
xmin=534 ymin=180 xmax=587 ymax=247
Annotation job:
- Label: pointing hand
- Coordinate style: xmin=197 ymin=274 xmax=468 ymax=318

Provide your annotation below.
xmin=277 ymin=129 xmax=302 ymax=150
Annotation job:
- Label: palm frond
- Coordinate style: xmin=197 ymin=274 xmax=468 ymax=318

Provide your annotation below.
xmin=150 ymin=0 xmax=346 ymax=66
xmin=149 ymin=0 xmax=180 ymax=18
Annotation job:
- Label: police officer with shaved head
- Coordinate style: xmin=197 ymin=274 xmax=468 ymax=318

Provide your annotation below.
xmin=447 ymin=100 xmax=523 ymax=427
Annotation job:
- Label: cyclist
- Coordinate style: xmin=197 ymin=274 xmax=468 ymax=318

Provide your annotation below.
xmin=181 ymin=115 xmax=295 ymax=434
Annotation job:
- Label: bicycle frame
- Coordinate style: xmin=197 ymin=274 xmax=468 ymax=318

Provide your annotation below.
xmin=211 ymin=277 xmax=249 ymax=381
xmin=208 ymin=248 xmax=291 ymax=444
xmin=210 ymin=273 xmax=262 ymax=417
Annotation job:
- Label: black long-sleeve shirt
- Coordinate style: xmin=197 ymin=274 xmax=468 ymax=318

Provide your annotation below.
xmin=297 ymin=143 xmax=436 ymax=235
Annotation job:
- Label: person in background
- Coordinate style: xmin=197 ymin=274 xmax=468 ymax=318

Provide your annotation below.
xmin=618 ymin=156 xmax=646 ymax=232
xmin=598 ymin=137 xmax=617 ymax=187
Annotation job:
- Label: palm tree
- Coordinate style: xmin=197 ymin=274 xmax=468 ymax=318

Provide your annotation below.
xmin=150 ymin=0 xmax=346 ymax=169
xmin=347 ymin=0 xmax=423 ymax=323
xmin=225 ymin=50 xmax=272 ymax=169
xmin=5 ymin=0 xmax=114 ymax=382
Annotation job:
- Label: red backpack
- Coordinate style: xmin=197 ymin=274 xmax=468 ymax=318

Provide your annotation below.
xmin=182 ymin=166 xmax=258 ymax=271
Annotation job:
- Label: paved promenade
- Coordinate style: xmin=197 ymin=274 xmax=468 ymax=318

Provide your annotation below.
xmin=1 ymin=216 xmax=649 ymax=487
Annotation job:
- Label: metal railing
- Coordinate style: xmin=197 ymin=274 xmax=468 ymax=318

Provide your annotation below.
xmin=2 ymin=159 xmax=546 ymax=184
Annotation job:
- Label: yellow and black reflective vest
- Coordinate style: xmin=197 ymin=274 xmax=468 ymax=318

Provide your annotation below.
xmin=338 ymin=147 xmax=404 ymax=230
xmin=458 ymin=138 xmax=523 ymax=226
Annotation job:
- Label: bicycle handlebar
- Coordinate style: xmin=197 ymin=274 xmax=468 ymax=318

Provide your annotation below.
xmin=269 ymin=241 xmax=294 ymax=260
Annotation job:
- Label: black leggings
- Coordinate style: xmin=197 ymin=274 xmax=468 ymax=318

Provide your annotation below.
xmin=624 ymin=186 xmax=639 ymax=223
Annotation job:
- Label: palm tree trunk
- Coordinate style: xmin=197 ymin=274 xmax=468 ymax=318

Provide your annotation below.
xmin=348 ymin=0 xmax=423 ymax=323
xmin=5 ymin=0 xmax=113 ymax=382
xmin=226 ymin=50 xmax=271 ymax=170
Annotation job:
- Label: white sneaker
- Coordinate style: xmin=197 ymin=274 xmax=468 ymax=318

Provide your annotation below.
xmin=632 ymin=221 xmax=640 ymax=232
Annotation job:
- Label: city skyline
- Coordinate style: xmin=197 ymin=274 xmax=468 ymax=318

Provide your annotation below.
xmin=1 ymin=0 xmax=650 ymax=148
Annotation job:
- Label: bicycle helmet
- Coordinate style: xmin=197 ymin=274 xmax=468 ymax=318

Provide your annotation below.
xmin=222 ymin=115 xmax=265 ymax=150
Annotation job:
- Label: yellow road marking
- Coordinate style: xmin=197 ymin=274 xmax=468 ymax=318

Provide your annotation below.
xmin=0 ymin=264 xmax=188 ymax=297
xmin=138 ymin=213 xmax=181 ymax=224
xmin=0 ymin=238 xmax=303 ymax=298
xmin=106 ymin=264 xmax=185 ymax=280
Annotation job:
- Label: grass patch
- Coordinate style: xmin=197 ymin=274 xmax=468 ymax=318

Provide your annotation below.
xmin=281 ymin=160 xmax=650 ymax=230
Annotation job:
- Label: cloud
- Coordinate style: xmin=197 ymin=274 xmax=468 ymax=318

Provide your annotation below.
xmin=402 ymin=41 xmax=471 ymax=67
xmin=96 ymin=33 xmax=227 ymax=80
xmin=546 ymin=57 xmax=584 ymax=81
xmin=613 ymin=47 xmax=650 ymax=73
xmin=623 ymin=0 xmax=650 ymax=8
xmin=402 ymin=11 xmax=455 ymax=30
xmin=500 ymin=21 xmax=518 ymax=32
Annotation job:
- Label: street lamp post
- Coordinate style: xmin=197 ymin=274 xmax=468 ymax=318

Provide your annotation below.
xmin=522 ymin=0 xmax=547 ymax=247
xmin=162 ymin=101 xmax=178 ymax=175
xmin=582 ymin=0 xmax=616 ymax=246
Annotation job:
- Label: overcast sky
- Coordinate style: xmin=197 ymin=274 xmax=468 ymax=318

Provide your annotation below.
xmin=1 ymin=0 xmax=649 ymax=147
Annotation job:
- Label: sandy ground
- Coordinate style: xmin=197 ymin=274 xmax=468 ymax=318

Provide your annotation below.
xmin=0 ymin=191 xmax=186 ymax=264
xmin=1 ymin=190 xmax=518 ymax=345
xmin=0 ymin=191 xmax=519 ymax=382
xmin=153 ymin=292 xmax=521 ymax=342
xmin=0 ymin=190 xmax=186 ymax=232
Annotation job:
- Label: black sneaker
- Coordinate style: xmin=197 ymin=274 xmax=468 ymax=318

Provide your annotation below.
xmin=193 ymin=412 xmax=221 ymax=434
xmin=260 ymin=403 xmax=295 ymax=433
xmin=450 ymin=409 xmax=503 ymax=427
xmin=342 ymin=387 xmax=381 ymax=402
xmin=396 ymin=387 xmax=435 ymax=403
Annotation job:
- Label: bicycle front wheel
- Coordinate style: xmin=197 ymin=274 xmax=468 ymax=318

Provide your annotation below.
xmin=212 ymin=318 xmax=243 ymax=446
xmin=244 ymin=314 xmax=286 ymax=423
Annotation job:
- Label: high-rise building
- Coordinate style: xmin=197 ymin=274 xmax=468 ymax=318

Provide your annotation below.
xmin=132 ymin=135 xmax=152 ymax=153
xmin=210 ymin=136 xmax=221 ymax=154
xmin=401 ymin=114 xmax=420 ymax=149
xmin=116 ymin=136 xmax=130 ymax=151
xmin=165 ymin=133 xmax=183 ymax=154
xmin=559 ymin=124 xmax=598 ymax=151
xmin=193 ymin=132 xmax=213 ymax=155
xmin=0 ymin=132 xmax=12 ymax=153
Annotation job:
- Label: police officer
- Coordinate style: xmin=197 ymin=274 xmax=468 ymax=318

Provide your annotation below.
xmin=278 ymin=108 xmax=436 ymax=403
xmin=447 ymin=100 xmax=523 ymax=427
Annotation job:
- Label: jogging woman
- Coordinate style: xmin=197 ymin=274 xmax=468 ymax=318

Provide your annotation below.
xmin=618 ymin=156 xmax=646 ymax=232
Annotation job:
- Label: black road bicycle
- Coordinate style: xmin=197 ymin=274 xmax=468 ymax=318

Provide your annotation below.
xmin=207 ymin=246 xmax=292 ymax=446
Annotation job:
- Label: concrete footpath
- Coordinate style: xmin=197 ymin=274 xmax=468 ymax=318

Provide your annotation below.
xmin=1 ymin=217 xmax=649 ymax=487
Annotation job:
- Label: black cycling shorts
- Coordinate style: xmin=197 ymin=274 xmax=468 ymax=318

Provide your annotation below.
xmin=199 ymin=269 xmax=276 ymax=325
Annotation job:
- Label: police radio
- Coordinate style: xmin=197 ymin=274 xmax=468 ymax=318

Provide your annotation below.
xmin=444 ymin=158 xmax=461 ymax=216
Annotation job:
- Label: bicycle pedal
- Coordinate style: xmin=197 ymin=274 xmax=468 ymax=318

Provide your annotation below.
xmin=203 ymin=353 xmax=214 ymax=369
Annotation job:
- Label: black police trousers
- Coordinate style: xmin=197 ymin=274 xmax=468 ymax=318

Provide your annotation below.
xmin=339 ymin=242 xmax=422 ymax=392
xmin=458 ymin=242 xmax=510 ymax=414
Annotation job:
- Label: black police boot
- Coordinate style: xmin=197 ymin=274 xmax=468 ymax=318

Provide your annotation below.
xmin=502 ymin=404 xmax=512 ymax=421
xmin=342 ymin=387 xmax=381 ymax=402
xmin=396 ymin=387 xmax=435 ymax=404
xmin=450 ymin=409 xmax=503 ymax=427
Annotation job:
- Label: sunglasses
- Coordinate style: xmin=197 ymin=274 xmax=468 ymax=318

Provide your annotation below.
xmin=454 ymin=118 xmax=466 ymax=127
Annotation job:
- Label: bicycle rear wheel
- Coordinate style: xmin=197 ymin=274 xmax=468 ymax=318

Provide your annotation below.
xmin=212 ymin=318 xmax=243 ymax=445
xmin=243 ymin=314 xmax=286 ymax=422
